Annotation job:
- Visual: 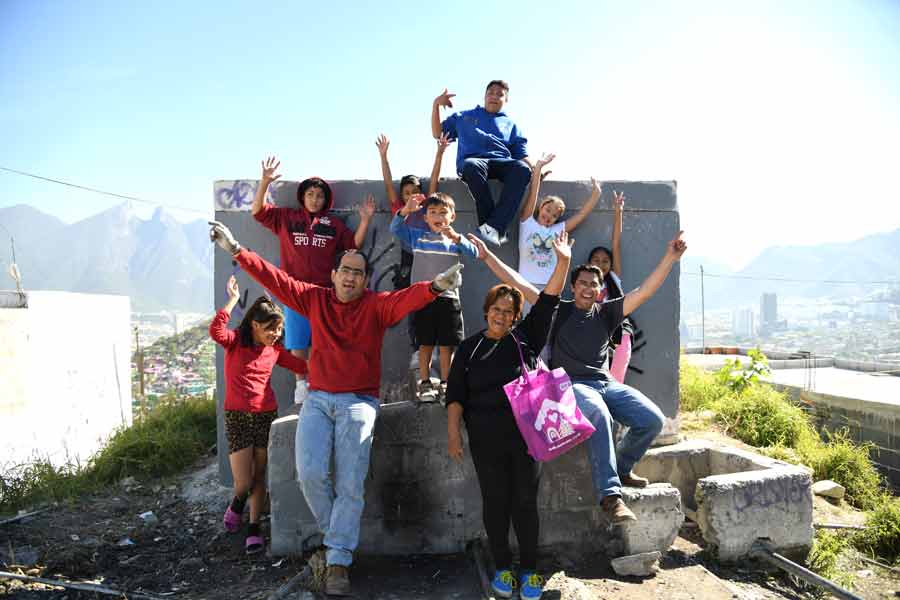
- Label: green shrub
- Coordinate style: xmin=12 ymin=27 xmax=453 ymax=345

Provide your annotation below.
xmin=680 ymin=360 xmax=730 ymax=412
xmin=0 ymin=395 xmax=216 ymax=515
xmin=808 ymin=529 xmax=855 ymax=588
xmin=797 ymin=430 xmax=884 ymax=511
xmin=715 ymin=347 xmax=771 ymax=393
xmin=855 ymin=497 xmax=900 ymax=564
xmin=715 ymin=384 xmax=814 ymax=448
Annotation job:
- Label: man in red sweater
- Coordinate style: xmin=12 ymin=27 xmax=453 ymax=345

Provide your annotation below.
xmin=210 ymin=221 xmax=461 ymax=596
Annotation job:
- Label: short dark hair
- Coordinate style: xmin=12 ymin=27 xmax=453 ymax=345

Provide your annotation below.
xmin=485 ymin=80 xmax=510 ymax=94
xmin=589 ymin=245 xmax=613 ymax=264
xmin=483 ymin=284 xmax=523 ymax=322
xmin=238 ymin=296 xmax=285 ymax=347
xmin=333 ymin=249 xmax=372 ymax=276
xmin=424 ymin=192 xmax=455 ymax=212
xmin=297 ymin=177 xmax=332 ymax=211
xmin=570 ymin=264 xmax=604 ymax=286
xmin=399 ymin=175 xmax=421 ymax=190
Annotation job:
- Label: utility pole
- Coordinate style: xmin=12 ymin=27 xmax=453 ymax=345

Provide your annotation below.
xmin=700 ymin=265 xmax=706 ymax=351
xmin=134 ymin=326 xmax=146 ymax=416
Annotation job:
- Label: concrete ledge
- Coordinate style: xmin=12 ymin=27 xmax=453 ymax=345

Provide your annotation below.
xmin=634 ymin=439 xmax=813 ymax=560
xmin=268 ymin=403 xmax=684 ymax=557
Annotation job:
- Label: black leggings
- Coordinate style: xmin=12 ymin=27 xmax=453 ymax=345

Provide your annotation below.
xmin=468 ymin=422 xmax=541 ymax=570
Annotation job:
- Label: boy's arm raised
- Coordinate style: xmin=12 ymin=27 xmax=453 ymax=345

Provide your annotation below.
xmin=251 ymin=157 xmax=281 ymax=216
xmin=466 ymin=233 xmax=540 ymax=306
xmin=353 ymin=194 xmax=376 ymax=248
xmin=520 ymin=152 xmax=555 ymax=223
xmin=432 ymin=88 xmax=456 ymax=139
xmin=375 ymin=135 xmax=399 ymax=211
xmin=564 ymin=177 xmax=601 ymax=232
xmin=622 ymin=231 xmax=686 ymax=316
xmin=428 ymin=133 xmax=451 ymax=195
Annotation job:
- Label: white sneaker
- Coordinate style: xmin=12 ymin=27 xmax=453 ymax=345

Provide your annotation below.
xmin=477 ymin=223 xmax=502 ymax=247
xmin=294 ymin=379 xmax=309 ymax=405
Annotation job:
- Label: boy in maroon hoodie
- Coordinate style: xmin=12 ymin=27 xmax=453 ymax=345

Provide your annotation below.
xmin=251 ymin=157 xmax=376 ymax=405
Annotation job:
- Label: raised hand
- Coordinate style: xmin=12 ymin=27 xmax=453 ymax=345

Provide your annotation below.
xmin=434 ymin=88 xmax=456 ymax=108
xmin=436 ymin=131 xmax=452 ymax=152
xmin=261 ymin=156 xmax=281 ymax=183
xmin=612 ymin=190 xmax=625 ymax=210
xmin=358 ymin=193 xmax=376 ymax=220
xmin=466 ymin=233 xmax=491 ymax=260
xmin=209 ymin=221 xmax=242 ymax=255
xmin=401 ymin=193 xmax=425 ymax=216
xmin=375 ymin=134 xmax=389 ymax=157
xmin=432 ymin=263 xmax=464 ymax=292
xmin=226 ymin=275 xmax=239 ymax=300
xmin=667 ymin=231 xmax=687 ymax=260
xmin=552 ymin=230 xmax=574 ymax=259
xmin=535 ymin=152 xmax=556 ymax=171
xmin=591 ymin=177 xmax=602 ymax=200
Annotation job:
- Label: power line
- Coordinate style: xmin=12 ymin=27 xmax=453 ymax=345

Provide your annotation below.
xmin=0 ymin=166 xmax=210 ymax=216
xmin=682 ymin=271 xmax=898 ymax=285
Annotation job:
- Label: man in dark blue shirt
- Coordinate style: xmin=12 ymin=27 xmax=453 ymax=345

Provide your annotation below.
xmin=431 ymin=80 xmax=532 ymax=247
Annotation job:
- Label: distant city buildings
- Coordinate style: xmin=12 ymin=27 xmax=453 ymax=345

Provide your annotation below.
xmin=732 ymin=308 xmax=755 ymax=338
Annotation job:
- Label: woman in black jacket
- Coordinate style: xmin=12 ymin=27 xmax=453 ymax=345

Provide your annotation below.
xmin=446 ymin=231 xmax=572 ymax=600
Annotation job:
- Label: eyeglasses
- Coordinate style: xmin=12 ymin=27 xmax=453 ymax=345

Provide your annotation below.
xmin=336 ymin=266 xmax=366 ymax=278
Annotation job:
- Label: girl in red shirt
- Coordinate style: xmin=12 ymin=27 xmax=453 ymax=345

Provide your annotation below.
xmin=209 ymin=276 xmax=307 ymax=554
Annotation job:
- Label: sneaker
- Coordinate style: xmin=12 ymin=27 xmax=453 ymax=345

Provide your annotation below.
xmin=294 ymin=378 xmax=309 ymax=405
xmin=324 ymin=564 xmax=351 ymax=596
xmin=477 ymin=223 xmax=502 ymax=247
xmin=620 ymin=471 xmax=649 ymax=488
xmin=491 ymin=569 xmax=516 ymax=599
xmin=416 ymin=379 xmax=438 ymax=402
xmin=519 ymin=572 xmax=545 ymax=600
xmin=602 ymin=495 xmax=638 ymax=523
xmin=223 ymin=505 xmax=241 ymax=533
xmin=438 ymin=381 xmax=448 ymax=405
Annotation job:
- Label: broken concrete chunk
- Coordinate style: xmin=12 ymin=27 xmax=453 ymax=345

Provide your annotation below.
xmin=811 ymin=479 xmax=845 ymax=500
xmin=611 ymin=551 xmax=661 ymax=577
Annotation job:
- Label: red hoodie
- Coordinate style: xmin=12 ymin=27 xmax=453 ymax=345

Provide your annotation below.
xmin=254 ymin=180 xmax=356 ymax=286
xmin=208 ymin=309 xmax=308 ymax=412
xmin=235 ymin=249 xmax=438 ymax=398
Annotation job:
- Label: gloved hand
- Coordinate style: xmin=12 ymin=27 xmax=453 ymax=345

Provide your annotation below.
xmin=431 ymin=263 xmax=463 ymax=293
xmin=208 ymin=221 xmax=242 ymax=256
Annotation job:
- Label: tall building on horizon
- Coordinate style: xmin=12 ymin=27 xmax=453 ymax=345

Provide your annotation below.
xmin=732 ymin=308 xmax=755 ymax=338
xmin=761 ymin=293 xmax=778 ymax=329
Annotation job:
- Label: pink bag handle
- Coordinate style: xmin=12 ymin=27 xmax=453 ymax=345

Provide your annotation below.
xmin=509 ymin=332 xmax=532 ymax=384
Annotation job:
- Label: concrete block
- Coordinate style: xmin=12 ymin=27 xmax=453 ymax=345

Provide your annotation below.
xmin=611 ymin=551 xmax=661 ymax=577
xmin=696 ymin=466 xmax=813 ymax=561
xmin=634 ymin=440 xmax=711 ymax=511
xmin=267 ymin=415 xmax=298 ymax=486
xmin=811 ymin=479 xmax=845 ymax=500
xmin=620 ymin=484 xmax=684 ymax=555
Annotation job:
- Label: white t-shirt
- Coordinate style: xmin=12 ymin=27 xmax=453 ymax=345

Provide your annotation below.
xmin=518 ymin=216 xmax=566 ymax=285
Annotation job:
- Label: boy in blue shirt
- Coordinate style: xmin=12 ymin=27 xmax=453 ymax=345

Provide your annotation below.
xmin=390 ymin=192 xmax=478 ymax=401
xmin=431 ymin=80 xmax=532 ymax=247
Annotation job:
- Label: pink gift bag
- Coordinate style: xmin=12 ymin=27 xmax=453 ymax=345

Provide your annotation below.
xmin=503 ymin=333 xmax=595 ymax=462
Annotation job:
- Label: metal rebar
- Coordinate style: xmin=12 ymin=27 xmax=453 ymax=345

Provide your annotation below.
xmin=753 ymin=546 xmax=863 ymax=600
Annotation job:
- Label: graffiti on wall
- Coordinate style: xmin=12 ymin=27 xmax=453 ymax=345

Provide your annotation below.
xmin=214 ymin=180 xmax=280 ymax=211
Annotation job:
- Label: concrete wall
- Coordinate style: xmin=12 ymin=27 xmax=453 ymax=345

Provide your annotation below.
xmin=213 ymin=177 xmax=681 ymax=483
xmin=0 ymin=291 xmax=132 ymax=471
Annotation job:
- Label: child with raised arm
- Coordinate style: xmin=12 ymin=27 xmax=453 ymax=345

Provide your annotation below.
xmin=210 ymin=276 xmax=307 ymax=555
xmin=251 ymin=157 xmax=376 ymax=405
xmin=588 ymin=191 xmax=633 ymax=383
xmin=518 ymin=154 xmax=601 ymax=296
xmin=375 ymin=133 xmax=451 ymax=290
xmin=390 ymin=192 xmax=478 ymax=402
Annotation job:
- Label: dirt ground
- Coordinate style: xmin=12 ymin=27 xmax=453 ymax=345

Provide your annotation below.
xmin=2 ymin=450 xmax=898 ymax=600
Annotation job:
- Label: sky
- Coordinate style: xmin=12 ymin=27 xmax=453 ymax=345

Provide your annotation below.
xmin=1 ymin=0 xmax=899 ymax=269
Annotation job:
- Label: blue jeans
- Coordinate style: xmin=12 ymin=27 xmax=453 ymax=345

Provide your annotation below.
xmin=572 ymin=378 xmax=665 ymax=499
xmin=460 ymin=158 xmax=531 ymax=236
xmin=295 ymin=390 xmax=379 ymax=567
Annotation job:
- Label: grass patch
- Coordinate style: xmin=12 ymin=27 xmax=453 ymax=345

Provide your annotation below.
xmin=807 ymin=529 xmax=855 ymax=589
xmin=855 ymin=497 xmax=900 ymax=565
xmin=798 ymin=430 xmax=884 ymax=512
xmin=0 ymin=395 xmax=216 ymax=515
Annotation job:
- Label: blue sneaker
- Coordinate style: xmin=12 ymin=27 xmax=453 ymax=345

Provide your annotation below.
xmin=491 ymin=569 xmax=516 ymax=598
xmin=519 ymin=571 xmax=545 ymax=600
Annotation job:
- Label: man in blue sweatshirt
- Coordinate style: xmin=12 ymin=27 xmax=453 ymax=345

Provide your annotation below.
xmin=431 ymin=80 xmax=532 ymax=247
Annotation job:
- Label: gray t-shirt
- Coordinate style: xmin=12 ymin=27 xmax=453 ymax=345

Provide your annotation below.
xmin=550 ymin=297 xmax=625 ymax=380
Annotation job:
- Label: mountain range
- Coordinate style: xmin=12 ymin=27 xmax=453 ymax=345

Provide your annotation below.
xmin=0 ymin=203 xmax=213 ymax=313
xmin=1 ymin=202 xmax=898 ymax=314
